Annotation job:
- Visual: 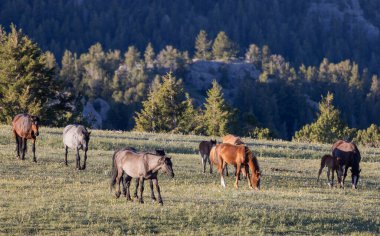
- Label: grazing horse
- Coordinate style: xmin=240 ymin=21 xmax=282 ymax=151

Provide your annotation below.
xmin=317 ymin=154 xmax=339 ymax=187
xmin=222 ymin=134 xmax=245 ymax=145
xmin=12 ymin=114 xmax=40 ymax=162
xmin=332 ymin=140 xmax=361 ymax=189
xmin=63 ymin=125 xmax=91 ymax=170
xmin=110 ymin=149 xmax=174 ymax=205
xmin=214 ymin=143 xmax=261 ymax=189
xmin=199 ymin=139 xmax=216 ymax=173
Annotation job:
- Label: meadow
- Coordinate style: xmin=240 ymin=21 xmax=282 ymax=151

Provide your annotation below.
xmin=0 ymin=125 xmax=379 ymax=235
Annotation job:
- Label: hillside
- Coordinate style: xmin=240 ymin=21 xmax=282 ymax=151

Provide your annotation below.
xmin=1 ymin=0 xmax=380 ymax=73
xmin=0 ymin=126 xmax=379 ymax=234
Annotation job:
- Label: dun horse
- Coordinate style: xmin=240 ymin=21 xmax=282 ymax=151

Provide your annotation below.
xmin=222 ymin=134 xmax=245 ymax=145
xmin=110 ymin=149 xmax=174 ymax=205
xmin=213 ymin=143 xmax=260 ymax=189
xmin=317 ymin=154 xmax=339 ymax=187
xmin=63 ymin=125 xmax=91 ymax=170
xmin=199 ymin=139 xmax=216 ymax=173
xmin=332 ymin=140 xmax=361 ymax=189
xmin=12 ymin=114 xmax=40 ymax=162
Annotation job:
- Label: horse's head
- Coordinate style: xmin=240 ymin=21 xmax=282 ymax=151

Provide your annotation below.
xmin=351 ymin=168 xmax=361 ymax=189
xmin=30 ymin=116 xmax=40 ymax=136
xmin=251 ymin=170 xmax=261 ymax=190
xmin=159 ymin=156 xmax=174 ymax=178
xmin=210 ymin=139 xmax=217 ymax=146
xmin=82 ymin=130 xmax=91 ymax=151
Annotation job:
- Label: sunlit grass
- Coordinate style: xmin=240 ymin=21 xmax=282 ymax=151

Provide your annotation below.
xmin=0 ymin=125 xmax=379 ymax=235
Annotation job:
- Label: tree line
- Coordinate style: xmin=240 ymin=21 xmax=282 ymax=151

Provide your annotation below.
xmin=2 ymin=24 xmax=380 ymax=146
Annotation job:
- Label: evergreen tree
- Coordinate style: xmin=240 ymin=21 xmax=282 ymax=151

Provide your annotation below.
xmin=124 ymin=46 xmax=141 ymax=71
xmin=212 ymin=31 xmax=237 ymax=61
xmin=0 ymin=25 xmax=70 ymax=124
xmin=144 ymin=42 xmax=155 ymax=68
xmin=194 ymin=30 xmax=212 ymax=60
xmin=202 ymin=80 xmax=231 ymax=136
xmin=245 ymin=44 xmax=261 ymax=66
xmin=134 ymin=73 xmax=195 ymax=133
xmin=293 ymin=92 xmax=353 ymax=143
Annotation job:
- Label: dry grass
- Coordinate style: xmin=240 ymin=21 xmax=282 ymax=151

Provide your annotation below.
xmin=0 ymin=126 xmax=379 ymax=235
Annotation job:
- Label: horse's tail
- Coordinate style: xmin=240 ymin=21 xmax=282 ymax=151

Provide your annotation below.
xmin=109 ymin=150 xmax=119 ymax=192
xmin=318 ymin=154 xmax=330 ymax=181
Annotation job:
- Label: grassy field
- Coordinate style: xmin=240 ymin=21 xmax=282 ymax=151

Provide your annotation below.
xmin=0 ymin=125 xmax=379 ymax=235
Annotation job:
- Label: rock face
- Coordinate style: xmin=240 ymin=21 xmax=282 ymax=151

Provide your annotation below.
xmin=83 ymin=98 xmax=110 ymax=129
xmin=185 ymin=59 xmax=260 ymax=102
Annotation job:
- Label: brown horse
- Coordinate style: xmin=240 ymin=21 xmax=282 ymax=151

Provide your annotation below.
xmin=12 ymin=114 xmax=40 ymax=162
xmin=317 ymin=154 xmax=339 ymax=187
xmin=110 ymin=149 xmax=174 ymax=204
xmin=199 ymin=139 xmax=216 ymax=173
xmin=332 ymin=140 xmax=361 ymax=189
xmin=213 ymin=143 xmax=260 ymax=189
xmin=222 ymin=134 xmax=245 ymax=145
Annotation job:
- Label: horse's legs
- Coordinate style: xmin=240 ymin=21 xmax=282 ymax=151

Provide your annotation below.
xmin=134 ymin=178 xmax=139 ymax=198
xmin=241 ymin=165 xmax=252 ymax=189
xmin=224 ymin=165 xmax=229 ymax=176
xmin=342 ymin=166 xmax=348 ymax=188
xmin=219 ymin=161 xmax=227 ymax=188
xmin=153 ymin=178 xmax=163 ymax=205
xmin=21 ymin=138 xmax=27 ymax=160
xmin=76 ymin=148 xmax=81 ymax=170
xmin=327 ymin=168 xmax=332 ymax=187
xmin=114 ymin=168 xmax=123 ymax=198
xmin=15 ymin=134 xmax=20 ymax=159
xmin=235 ymin=164 xmax=241 ymax=188
xmin=125 ymin=175 xmax=132 ymax=201
xmin=208 ymin=156 xmax=212 ymax=174
xmin=121 ymin=173 xmax=126 ymax=197
xmin=139 ymin=177 xmax=145 ymax=204
xmin=81 ymin=150 xmax=87 ymax=170
xmin=32 ymin=138 xmax=37 ymax=163
xmin=64 ymin=145 xmax=68 ymax=166
xmin=201 ymin=155 xmax=206 ymax=173
xmin=150 ymin=179 xmax=156 ymax=201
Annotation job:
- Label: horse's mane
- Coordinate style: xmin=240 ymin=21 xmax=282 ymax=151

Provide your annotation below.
xmin=245 ymin=146 xmax=260 ymax=171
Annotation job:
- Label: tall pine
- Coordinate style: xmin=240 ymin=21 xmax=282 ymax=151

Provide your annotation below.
xmin=194 ymin=30 xmax=212 ymax=60
xmin=202 ymin=80 xmax=231 ymax=136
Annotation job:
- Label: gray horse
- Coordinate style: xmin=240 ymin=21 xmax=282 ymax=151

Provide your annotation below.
xmin=63 ymin=125 xmax=91 ymax=170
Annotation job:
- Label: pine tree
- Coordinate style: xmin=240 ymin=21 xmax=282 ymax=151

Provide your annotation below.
xmin=202 ymin=80 xmax=231 ymax=136
xmin=293 ymin=92 xmax=354 ymax=143
xmin=134 ymin=73 xmax=195 ymax=133
xmin=194 ymin=30 xmax=212 ymax=60
xmin=0 ymin=25 xmax=69 ymax=124
xmin=245 ymin=44 xmax=261 ymax=66
xmin=144 ymin=42 xmax=155 ymax=68
xmin=212 ymin=31 xmax=237 ymax=61
xmin=124 ymin=46 xmax=141 ymax=71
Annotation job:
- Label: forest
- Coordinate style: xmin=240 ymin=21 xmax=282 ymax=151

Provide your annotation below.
xmin=1 ymin=0 xmax=380 ymax=143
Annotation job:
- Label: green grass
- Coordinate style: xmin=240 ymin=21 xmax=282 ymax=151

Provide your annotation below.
xmin=0 ymin=125 xmax=379 ymax=235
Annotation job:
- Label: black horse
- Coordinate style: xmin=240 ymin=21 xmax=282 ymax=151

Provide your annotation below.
xmin=199 ymin=139 xmax=217 ymax=173
xmin=332 ymin=140 xmax=361 ymax=189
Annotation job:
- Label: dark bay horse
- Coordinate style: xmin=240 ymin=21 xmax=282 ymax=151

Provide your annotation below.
xmin=199 ymin=139 xmax=216 ymax=173
xmin=12 ymin=114 xmax=40 ymax=162
xmin=317 ymin=154 xmax=339 ymax=187
xmin=110 ymin=149 xmax=174 ymax=205
xmin=213 ymin=143 xmax=261 ymax=189
xmin=332 ymin=140 xmax=361 ymax=189
xmin=63 ymin=125 xmax=91 ymax=170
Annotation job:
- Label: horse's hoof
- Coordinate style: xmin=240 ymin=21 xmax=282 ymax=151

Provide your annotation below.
xmin=139 ymin=200 xmax=144 ymax=204
xmin=159 ymin=201 xmax=163 ymax=205
xmin=151 ymin=197 xmax=157 ymax=201
xmin=115 ymin=192 xmax=121 ymax=199
xmin=81 ymin=166 xmax=86 ymax=170
xmin=127 ymin=197 xmax=132 ymax=202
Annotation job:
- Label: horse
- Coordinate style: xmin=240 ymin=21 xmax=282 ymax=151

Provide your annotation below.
xmin=199 ymin=139 xmax=216 ymax=173
xmin=213 ymin=143 xmax=261 ymax=189
xmin=63 ymin=125 xmax=91 ymax=170
xmin=317 ymin=154 xmax=339 ymax=187
xmin=222 ymin=134 xmax=245 ymax=145
xmin=222 ymin=134 xmax=246 ymax=178
xmin=110 ymin=149 xmax=174 ymax=205
xmin=332 ymin=140 xmax=361 ymax=189
xmin=12 ymin=114 xmax=40 ymax=162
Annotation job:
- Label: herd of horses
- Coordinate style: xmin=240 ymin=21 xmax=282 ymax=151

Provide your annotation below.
xmin=12 ymin=113 xmax=362 ymax=205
